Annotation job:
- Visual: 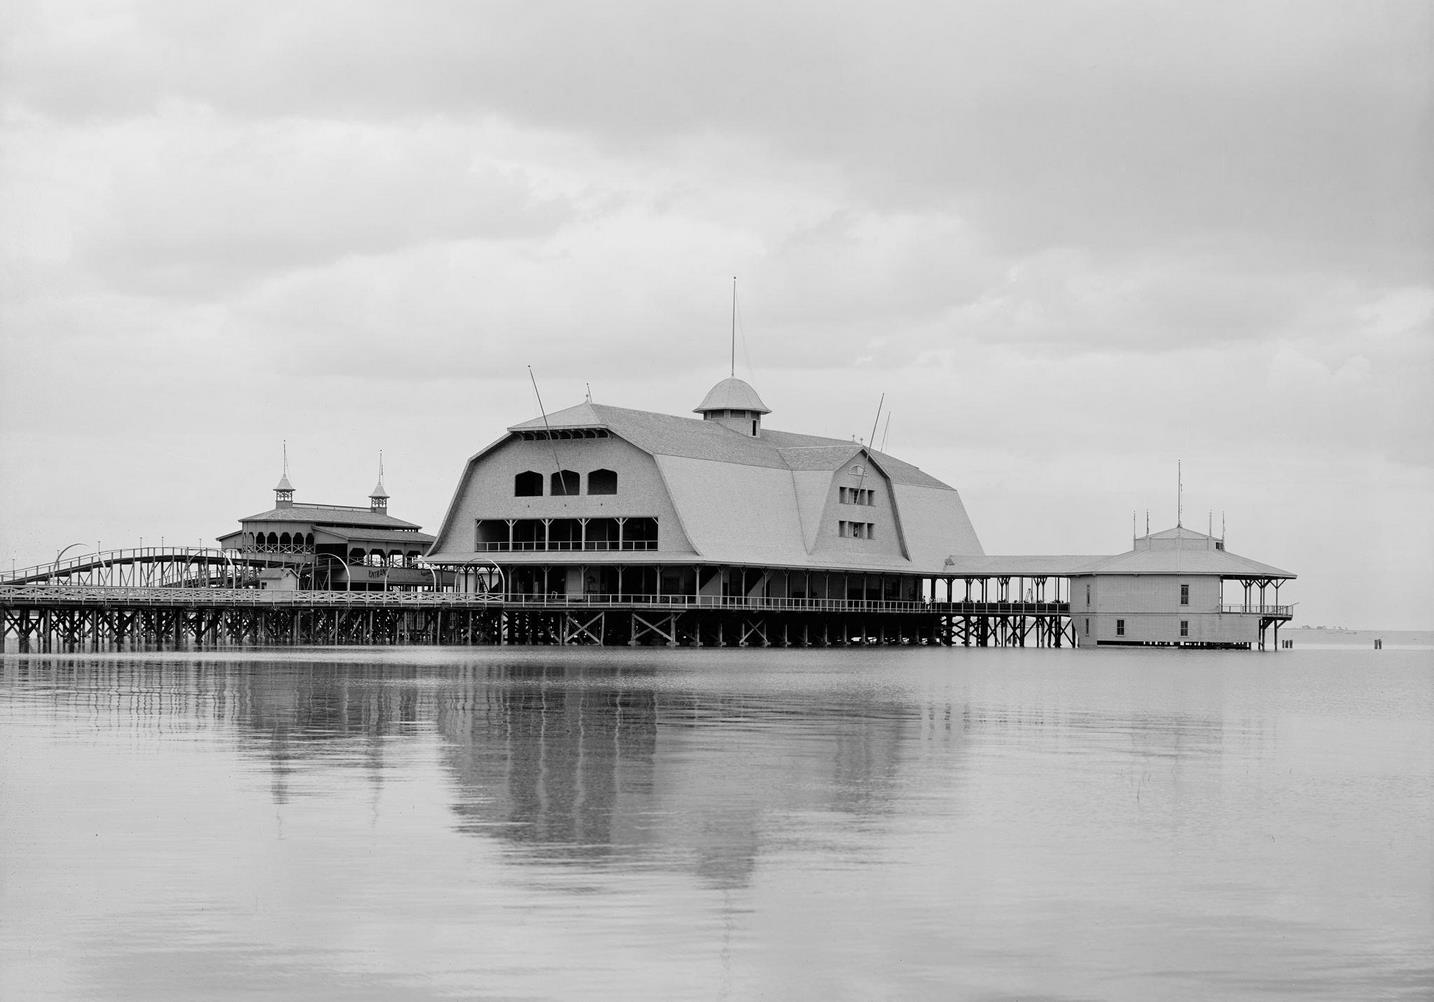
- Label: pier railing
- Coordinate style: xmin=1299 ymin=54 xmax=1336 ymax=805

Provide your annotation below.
xmin=0 ymin=585 xmax=1068 ymax=618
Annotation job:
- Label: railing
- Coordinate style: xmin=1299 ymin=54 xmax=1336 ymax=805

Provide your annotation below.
xmin=3 ymin=547 xmax=244 ymax=586
xmin=475 ymin=540 xmax=659 ymax=552
xmin=0 ymin=585 xmax=1071 ymax=617
xmin=1221 ymin=604 xmax=1294 ymax=617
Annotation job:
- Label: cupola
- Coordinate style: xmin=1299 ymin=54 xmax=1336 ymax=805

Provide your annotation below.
xmin=369 ymin=453 xmax=389 ymax=513
xmin=694 ymin=377 xmax=770 ymax=437
xmin=274 ymin=442 xmax=295 ymax=508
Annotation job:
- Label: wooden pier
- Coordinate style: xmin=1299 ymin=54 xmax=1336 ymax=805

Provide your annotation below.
xmin=0 ymin=586 xmax=1074 ymax=651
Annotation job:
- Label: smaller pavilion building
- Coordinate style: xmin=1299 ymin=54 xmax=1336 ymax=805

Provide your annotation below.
xmin=1066 ymin=525 xmax=1294 ymax=649
xmin=218 ymin=459 xmax=437 ymax=591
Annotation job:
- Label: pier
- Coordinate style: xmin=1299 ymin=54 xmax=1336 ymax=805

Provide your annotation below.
xmin=0 ymin=584 xmax=1073 ymax=651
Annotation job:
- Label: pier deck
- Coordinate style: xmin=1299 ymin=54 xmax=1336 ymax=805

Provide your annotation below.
xmin=0 ymin=586 xmax=1073 ymax=650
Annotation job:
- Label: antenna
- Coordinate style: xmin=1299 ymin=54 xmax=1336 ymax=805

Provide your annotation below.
xmin=1222 ymin=510 xmax=1226 ymax=541
xmin=282 ymin=440 xmax=289 ymax=478
xmin=879 ymin=412 xmax=892 ymax=453
xmin=730 ymin=276 xmax=737 ymax=378
xmin=1177 ymin=460 xmax=1183 ymax=527
xmin=1145 ymin=510 xmax=1150 ymax=534
xmin=855 ymin=394 xmax=884 ymax=495
xmin=1133 ymin=509 xmax=1137 ymax=546
xmin=527 ymin=365 xmax=565 ymax=489
xmin=585 ymin=382 xmax=592 ymax=403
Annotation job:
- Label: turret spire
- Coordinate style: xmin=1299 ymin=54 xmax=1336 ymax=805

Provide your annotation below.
xmin=369 ymin=451 xmax=389 ymax=512
xmin=274 ymin=440 xmax=295 ymax=507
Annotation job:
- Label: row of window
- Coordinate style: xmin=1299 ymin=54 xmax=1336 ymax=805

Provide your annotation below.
xmin=476 ymin=516 xmax=658 ymax=551
xmin=839 ymin=487 xmax=874 ymax=506
xmin=515 ymin=469 xmax=617 ymax=497
xmin=1114 ymin=619 xmax=1191 ymax=637
xmin=1088 ymin=583 xmax=1194 ymax=605
xmin=245 ymin=531 xmax=315 ymax=549
xmin=839 ymin=520 xmax=875 ymax=540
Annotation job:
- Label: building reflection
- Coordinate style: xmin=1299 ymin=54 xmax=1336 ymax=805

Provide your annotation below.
xmin=2 ymin=655 xmax=954 ymax=889
xmin=431 ymin=662 xmax=916 ymax=889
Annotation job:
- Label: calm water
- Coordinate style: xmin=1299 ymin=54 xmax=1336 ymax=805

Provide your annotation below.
xmin=1 ymin=646 xmax=1430 ymax=1001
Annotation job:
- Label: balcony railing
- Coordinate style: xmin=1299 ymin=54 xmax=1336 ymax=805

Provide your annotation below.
xmin=475 ymin=540 xmax=658 ymax=552
xmin=1221 ymin=604 xmax=1294 ymax=617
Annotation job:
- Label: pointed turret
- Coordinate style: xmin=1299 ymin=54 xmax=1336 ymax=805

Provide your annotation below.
xmin=369 ymin=452 xmax=389 ymax=513
xmin=275 ymin=441 xmax=295 ymax=508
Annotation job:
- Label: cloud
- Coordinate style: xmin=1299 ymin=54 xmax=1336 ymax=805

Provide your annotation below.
xmin=0 ymin=105 xmax=572 ymax=298
xmin=7 ymin=0 xmax=1429 ymax=262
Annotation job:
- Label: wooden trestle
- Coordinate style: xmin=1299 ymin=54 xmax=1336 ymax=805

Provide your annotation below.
xmin=0 ymin=587 xmax=1074 ymax=651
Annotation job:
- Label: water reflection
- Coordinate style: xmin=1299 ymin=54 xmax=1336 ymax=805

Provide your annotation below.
xmin=1 ymin=655 xmax=929 ymax=890
xmin=3 ymin=650 xmax=1428 ymax=1002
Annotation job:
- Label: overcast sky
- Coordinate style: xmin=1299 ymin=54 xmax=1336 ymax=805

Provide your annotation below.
xmin=2 ymin=1 xmax=1430 ymax=629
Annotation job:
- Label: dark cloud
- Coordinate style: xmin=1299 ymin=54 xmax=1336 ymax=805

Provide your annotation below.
xmin=7 ymin=0 xmax=1429 ymax=264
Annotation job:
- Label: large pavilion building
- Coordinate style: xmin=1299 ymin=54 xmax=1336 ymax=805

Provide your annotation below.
xmin=424 ymin=377 xmax=984 ymax=623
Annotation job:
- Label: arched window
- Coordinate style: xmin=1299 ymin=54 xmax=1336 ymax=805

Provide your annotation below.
xmin=514 ymin=471 xmax=543 ymax=496
xmin=305 ymin=533 xmax=314 ymax=547
xmin=280 ymin=532 xmax=291 ymax=547
xmin=587 ymin=469 xmax=617 ymax=495
xmin=267 ymin=532 xmax=278 ymax=548
xmin=551 ymin=470 xmax=580 ymax=496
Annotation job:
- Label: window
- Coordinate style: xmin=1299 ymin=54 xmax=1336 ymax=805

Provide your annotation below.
xmin=1084 ymin=618 xmax=1090 ymax=636
xmin=1180 ymin=584 xmax=1190 ymax=606
xmin=514 ymin=471 xmax=543 ymax=497
xmin=1086 ymin=583 xmax=1091 ymax=604
xmin=1180 ymin=620 xmax=1189 ymax=637
xmin=839 ymin=487 xmax=874 ymax=506
xmin=1116 ymin=619 xmax=1125 ymax=636
xmin=587 ymin=469 xmax=617 ymax=495
xmin=551 ymin=470 xmax=580 ymax=496
xmin=839 ymin=520 xmax=875 ymax=539
xmin=849 ymin=465 xmax=865 ymax=478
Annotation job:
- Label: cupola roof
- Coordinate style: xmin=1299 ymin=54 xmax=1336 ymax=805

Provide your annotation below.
xmin=694 ymin=377 xmax=770 ymax=415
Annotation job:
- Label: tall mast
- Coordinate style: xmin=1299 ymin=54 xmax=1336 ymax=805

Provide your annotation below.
xmin=730 ymin=276 xmax=737 ymax=378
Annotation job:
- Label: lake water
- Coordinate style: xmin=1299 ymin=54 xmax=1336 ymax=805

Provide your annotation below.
xmin=2 ymin=645 xmax=1430 ymax=1001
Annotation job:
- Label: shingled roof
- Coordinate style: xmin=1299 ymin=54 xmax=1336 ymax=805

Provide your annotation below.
xmin=509 ymin=402 xmax=951 ymax=489
xmin=236 ymin=504 xmax=423 ymax=531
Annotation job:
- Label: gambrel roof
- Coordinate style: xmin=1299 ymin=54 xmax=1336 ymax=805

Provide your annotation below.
xmin=430 ymin=389 xmax=984 ymax=572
